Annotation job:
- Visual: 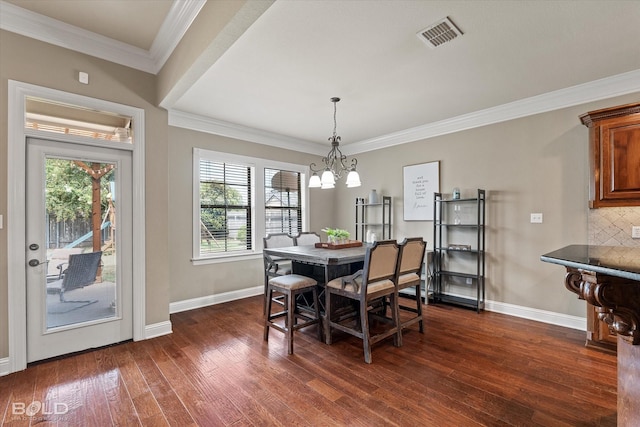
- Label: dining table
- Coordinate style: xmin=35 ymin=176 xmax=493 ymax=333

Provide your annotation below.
xmin=263 ymin=244 xmax=367 ymax=283
xmin=263 ymin=243 xmax=368 ymax=314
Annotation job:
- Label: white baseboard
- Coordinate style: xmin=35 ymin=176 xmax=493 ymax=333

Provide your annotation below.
xmin=169 ymin=286 xmax=586 ymax=332
xmin=0 ymin=357 xmax=9 ymax=377
xmin=144 ymin=320 xmax=173 ymax=340
xmin=170 ymin=285 xmax=263 ymax=314
xmin=485 ymin=300 xmax=586 ymax=331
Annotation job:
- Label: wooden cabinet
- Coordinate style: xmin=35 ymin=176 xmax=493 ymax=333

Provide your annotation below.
xmin=580 ymin=102 xmax=640 ymax=208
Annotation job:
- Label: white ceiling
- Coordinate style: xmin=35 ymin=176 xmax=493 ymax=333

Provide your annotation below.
xmin=2 ymin=0 xmax=640 ymax=154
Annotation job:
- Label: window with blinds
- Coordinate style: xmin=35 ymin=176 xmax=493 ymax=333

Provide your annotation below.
xmin=193 ymin=148 xmax=308 ymax=262
xmin=199 ymin=160 xmax=252 ymax=256
xmin=264 ymin=168 xmax=302 ymax=235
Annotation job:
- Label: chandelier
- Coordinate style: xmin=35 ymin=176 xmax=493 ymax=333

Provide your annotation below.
xmin=309 ymin=97 xmax=361 ymax=189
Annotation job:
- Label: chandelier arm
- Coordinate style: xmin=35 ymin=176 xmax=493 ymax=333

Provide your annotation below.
xmin=334 ymin=146 xmax=348 ymax=179
xmin=309 ymin=162 xmax=323 ymax=173
xmin=326 ymin=145 xmax=337 ymax=169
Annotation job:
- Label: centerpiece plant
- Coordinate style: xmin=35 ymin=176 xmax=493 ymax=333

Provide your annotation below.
xmin=322 ymin=227 xmax=351 ymax=244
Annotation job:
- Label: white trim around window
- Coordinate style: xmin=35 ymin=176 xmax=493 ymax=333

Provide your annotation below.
xmin=192 ymin=148 xmax=309 ymax=264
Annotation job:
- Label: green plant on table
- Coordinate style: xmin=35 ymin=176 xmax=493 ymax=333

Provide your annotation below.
xmin=322 ymin=227 xmax=350 ymax=243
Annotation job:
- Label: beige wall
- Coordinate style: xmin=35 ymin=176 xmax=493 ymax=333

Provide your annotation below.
xmin=167 ymin=126 xmax=332 ymax=303
xmin=0 ymin=30 xmax=171 ymax=358
xmin=331 ymin=93 xmax=640 ymax=317
xmin=167 ymin=93 xmax=639 ymax=317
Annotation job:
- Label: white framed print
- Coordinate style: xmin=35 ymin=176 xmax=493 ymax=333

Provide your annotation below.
xmin=403 ymin=161 xmax=440 ymax=221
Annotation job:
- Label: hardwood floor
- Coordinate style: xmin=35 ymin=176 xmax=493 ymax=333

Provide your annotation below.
xmin=1 ymin=296 xmax=617 ymax=426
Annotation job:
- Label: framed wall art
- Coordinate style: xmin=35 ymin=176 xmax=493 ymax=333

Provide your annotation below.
xmin=403 ymin=161 xmax=440 ymax=221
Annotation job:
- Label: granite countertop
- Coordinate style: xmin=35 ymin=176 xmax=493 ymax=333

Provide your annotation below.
xmin=541 ymin=244 xmax=640 ymax=282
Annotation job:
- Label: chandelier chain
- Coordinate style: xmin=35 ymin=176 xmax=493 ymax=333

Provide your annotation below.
xmin=333 ymin=100 xmax=337 ymax=139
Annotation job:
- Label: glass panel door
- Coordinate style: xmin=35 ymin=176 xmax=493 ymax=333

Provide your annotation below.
xmin=26 ymin=138 xmax=132 ymax=362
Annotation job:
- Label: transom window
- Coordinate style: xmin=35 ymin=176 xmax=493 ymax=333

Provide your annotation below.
xmin=25 ymin=97 xmax=133 ymax=143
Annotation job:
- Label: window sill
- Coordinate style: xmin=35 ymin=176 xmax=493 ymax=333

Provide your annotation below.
xmin=191 ymin=252 xmax=262 ymax=266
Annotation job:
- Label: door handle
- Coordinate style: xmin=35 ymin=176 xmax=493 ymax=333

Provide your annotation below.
xmin=28 ymin=259 xmax=49 ymax=267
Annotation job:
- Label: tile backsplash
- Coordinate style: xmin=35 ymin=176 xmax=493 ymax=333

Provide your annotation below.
xmin=588 ymin=207 xmax=640 ymax=247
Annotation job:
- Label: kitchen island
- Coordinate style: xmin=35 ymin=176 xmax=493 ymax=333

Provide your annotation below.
xmin=541 ymin=245 xmax=640 ymax=426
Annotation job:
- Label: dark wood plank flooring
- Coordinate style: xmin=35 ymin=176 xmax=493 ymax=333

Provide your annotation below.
xmin=1 ymin=296 xmax=617 ymax=426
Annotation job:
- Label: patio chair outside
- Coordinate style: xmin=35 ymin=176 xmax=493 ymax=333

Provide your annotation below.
xmin=47 ymin=251 xmax=103 ymax=307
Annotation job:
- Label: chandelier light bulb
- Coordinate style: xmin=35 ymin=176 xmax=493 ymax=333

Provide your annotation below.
xmin=346 ymin=169 xmax=361 ymax=187
xmin=321 ymin=169 xmax=335 ymax=186
xmin=309 ymin=172 xmax=321 ymax=188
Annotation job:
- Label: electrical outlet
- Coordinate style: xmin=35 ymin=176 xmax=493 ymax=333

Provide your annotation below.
xmin=530 ymin=213 xmax=543 ymax=223
xmin=466 ymin=277 xmax=473 ymax=285
xmin=632 ymin=226 xmax=640 ymax=239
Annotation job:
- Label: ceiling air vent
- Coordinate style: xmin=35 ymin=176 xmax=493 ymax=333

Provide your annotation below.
xmin=416 ymin=17 xmax=463 ymax=48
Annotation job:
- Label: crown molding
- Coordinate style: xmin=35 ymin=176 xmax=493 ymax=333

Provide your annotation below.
xmin=170 ymin=70 xmax=640 ymax=157
xmin=169 ymin=109 xmax=327 ymax=156
xmin=342 ymin=69 xmax=640 ymax=156
xmin=149 ymin=0 xmax=206 ymax=73
xmin=0 ymin=1 xmax=155 ymax=73
xmin=0 ymin=0 xmax=203 ymax=74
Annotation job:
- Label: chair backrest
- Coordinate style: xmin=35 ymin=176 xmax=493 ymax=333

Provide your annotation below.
xmin=47 ymin=247 xmax=83 ymax=279
xmin=293 ymin=232 xmax=320 ymax=246
xmin=360 ymin=240 xmax=399 ymax=294
xmin=397 ymin=237 xmax=427 ymax=277
xmin=263 ymin=233 xmax=295 ymax=249
xmin=62 ymin=251 xmax=103 ymax=292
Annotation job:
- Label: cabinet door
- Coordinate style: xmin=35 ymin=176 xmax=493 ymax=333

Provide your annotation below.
xmin=599 ymin=115 xmax=640 ymax=205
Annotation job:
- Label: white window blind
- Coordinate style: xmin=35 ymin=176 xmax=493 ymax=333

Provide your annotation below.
xmin=199 ymin=159 xmax=252 ymax=256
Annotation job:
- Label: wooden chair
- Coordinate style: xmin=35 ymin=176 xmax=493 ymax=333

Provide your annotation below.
xmin=263 ymin=233 xmax=295 ymax=312
xmin=395 ymin=237 xmax=427 ymax=346
xmin=293 ymin=231 xmax=321 ymax=246
xmin=264 ymin=274 xmax=321 ymax=354
xmin=324 ymin=240 xmax=401 ymax=363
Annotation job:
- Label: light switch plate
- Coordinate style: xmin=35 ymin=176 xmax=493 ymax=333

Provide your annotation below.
xmin=632 ymin=226 xmax=640 ymax=239
xmin=0 ymin=214 xmax=3 ymax=229
xmin=530 ymin=213 xmax=543 ymax=223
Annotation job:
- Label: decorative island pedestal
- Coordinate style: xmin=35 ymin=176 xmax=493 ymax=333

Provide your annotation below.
xmin=541 ymin=245 xmax=640 ymax=426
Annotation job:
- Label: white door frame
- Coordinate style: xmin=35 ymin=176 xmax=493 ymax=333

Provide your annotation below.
xmin=7 ymin=80 xmax=146 ymax=373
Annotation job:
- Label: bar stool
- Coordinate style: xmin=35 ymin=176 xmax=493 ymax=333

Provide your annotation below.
xmin=264 ymin=274 xmax=321 ymax=354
